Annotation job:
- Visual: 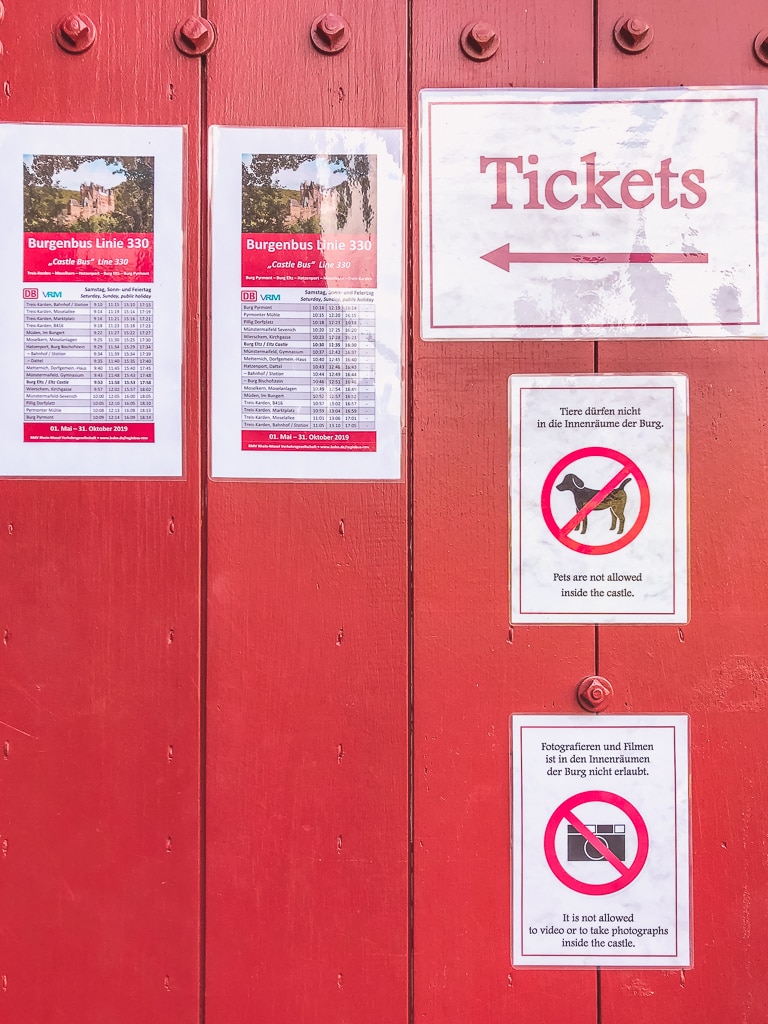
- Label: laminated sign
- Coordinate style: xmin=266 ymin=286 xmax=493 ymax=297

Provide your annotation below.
xmin=0 ymin=123 xmax=184 ymax=477
xmin=509 ymin=374 xmax=688 ymax=624
xmin=511 ymin=715 xmax=691 ymax=968
xmin=210 ymin=127 xmax=404 ymax=480
xmin=421 ymin=87 xmax=768 ymax=339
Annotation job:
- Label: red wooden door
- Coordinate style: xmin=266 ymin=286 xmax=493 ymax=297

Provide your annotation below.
xmin=2 ymin=2 xmax=768 ymax=1022
xmin=596 ymin=1 xmax=768 ymax=1019
xmin=0 ymin=2 xmax=202 ymax=1022
xmin=412 ymin=3 xmax=768 ymax=1024
xmin=411 ymin=2 xmax=598 ymax=1022
xmin=202 ymin=3 xmax=409 ymax=1023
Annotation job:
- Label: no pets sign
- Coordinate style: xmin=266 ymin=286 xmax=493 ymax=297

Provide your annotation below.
xmin=509 ymin=374 xmax=688 ymax=624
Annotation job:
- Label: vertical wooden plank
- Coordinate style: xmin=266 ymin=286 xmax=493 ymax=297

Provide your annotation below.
xmin=597 ymin=1 xmax=768 ymax=1020
xmin=203 ymin=3 xmax=408 ymax=1022
xmin=411 ymin=2 xmax=599 ymax=1021
xmin=0 ymin=3 xmax=201 ymax=1022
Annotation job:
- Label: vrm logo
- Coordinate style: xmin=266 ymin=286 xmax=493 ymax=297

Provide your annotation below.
xmin=260 ymin=293 xmax=281 ymax=301
xmin=23 ymin=288 xmax=38 ymax=299
xmin=43 ymin=290 xmax=63 ymax=298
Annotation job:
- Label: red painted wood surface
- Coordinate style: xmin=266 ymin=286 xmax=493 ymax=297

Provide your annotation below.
xmin=3 ymin=2 xmax=768 ymax=1022
xmin=0 ymin=3 xmax=201 ymax=1022
xmin=411 ymin=2 xmax=598 ymax=1022
xmin=597 ymin=1 xmax=768 ymax=1019
xmin=203 ymin=3 xmax=409 ymax=1022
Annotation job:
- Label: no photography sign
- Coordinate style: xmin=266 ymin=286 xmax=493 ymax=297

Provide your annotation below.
xmin=511 ymin=715 xmax=691 ymax=968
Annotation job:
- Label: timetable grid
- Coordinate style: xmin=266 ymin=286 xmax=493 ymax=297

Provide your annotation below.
xmin=240 ymin=297 xmax=376 ymax=451
xmin=24 ymin=298 xmax=155 ymax=427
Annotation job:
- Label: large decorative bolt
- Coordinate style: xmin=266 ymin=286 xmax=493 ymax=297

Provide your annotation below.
xmin=311 ymin=13 xmax=350 ymax=54
xmin=754 ymin=31 xmax=768 ymax=66
xmin=460 ymin=20 xmax=500 ymax=61
xmin=576 ymin=675 xmax=614 ymax=713
xmin=613 ymin=15 xmax=653 ymax=54
xmin=55 ymin=12 xmax=97 ymax=54
xmin=174 ymin=15 xmax=216 ymax=57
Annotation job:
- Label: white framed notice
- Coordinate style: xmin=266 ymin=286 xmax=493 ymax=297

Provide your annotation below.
xmin=421 ymin=87 xmax=768 ymax=339
xmin=511 ymin=714 xmax=691 ymax=969
xmin=510 ymin=374 xmax=688 ymax=624
xmin=210 ymin=127 xmax=404 ymax=480
xmin=0 ymin=123 xmax=184 ymax=476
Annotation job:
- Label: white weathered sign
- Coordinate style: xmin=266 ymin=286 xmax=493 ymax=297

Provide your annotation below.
xmin=511 ymin=715 xmax=691 ymax=968
xmin=509 ymin=374 xmax=688 ymax=624
xmin=421 ymin=87 xmax=768 ymax=339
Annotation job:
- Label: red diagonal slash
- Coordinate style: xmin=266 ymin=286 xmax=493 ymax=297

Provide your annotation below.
xmin=564 ymin=810 xmax=630 ymax=877
xmin=558 ymin=462 xmax=634 ymax=541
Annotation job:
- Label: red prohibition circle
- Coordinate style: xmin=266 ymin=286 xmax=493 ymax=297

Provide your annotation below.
xmin=543 ymin=789 xmax=649 ymax=896
xmin=541 ymin=446 xmax=650 ymax=555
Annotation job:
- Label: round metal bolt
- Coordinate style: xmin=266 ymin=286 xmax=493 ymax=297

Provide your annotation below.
xmin=174 ymin=15 xmax=216 ymax=57
xmin=460 ymin=20 xmax=500 ymax=61
xmin=754 ymin=30 xmax=768 ymax=66
xmin=613 ymin=15 xmax=653 ymax=54
xmin=0 ymin=2 xmax=5 ymax=23
xmin=576 ymin=675 xmax=614 ymax=713
xmin=55 ymin=12 xmax=97 ymax=54
xmin=311 ymin=13 xmax=350 ymax=54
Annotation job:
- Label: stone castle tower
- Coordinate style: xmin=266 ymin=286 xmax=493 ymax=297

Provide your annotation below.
xmin=61 ymin=181 xmax=116 ymax=225
xmin=286 ymin=180 xmax=339 ymax=227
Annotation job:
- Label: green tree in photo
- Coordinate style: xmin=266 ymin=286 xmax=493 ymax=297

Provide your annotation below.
xmin=292 ymin=213 xmax=322 ymax=233
xmin=241 ymin=154 xmax=312 ymax=233
xmin=328 ymin=154 xmax=373 ymax=232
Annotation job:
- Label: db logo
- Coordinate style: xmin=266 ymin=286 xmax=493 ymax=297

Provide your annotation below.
xmin=241 ymin=290 xmax=258 ymax=301
xmin=23 ymin=288 xmax=39 ymax=299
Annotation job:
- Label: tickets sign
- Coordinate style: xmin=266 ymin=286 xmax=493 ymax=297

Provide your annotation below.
xmin=421 ymin=87 xmax=768 ymax=339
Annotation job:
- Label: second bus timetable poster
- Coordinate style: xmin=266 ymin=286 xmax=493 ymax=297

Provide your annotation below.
xmin=210 ymin=127 xmax=404 ymax=480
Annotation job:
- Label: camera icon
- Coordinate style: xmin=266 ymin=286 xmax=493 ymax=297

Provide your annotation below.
xmin=567 ymin=824 xmax=626 ymax=862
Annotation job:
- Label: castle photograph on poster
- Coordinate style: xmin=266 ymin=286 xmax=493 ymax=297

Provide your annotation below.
xmin=240 ymin=152 xmax=377 ymax=288
xmin=23 ymin=154 xmax=154 ymax=233
xmin=241 ymin=153 xmax=376 ymax=235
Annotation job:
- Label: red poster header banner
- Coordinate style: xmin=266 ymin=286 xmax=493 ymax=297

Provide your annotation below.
xmin=241 ymin=233 xmax=376 ymax=288
xmin=23 ymin=233 xmax=154 ymax=283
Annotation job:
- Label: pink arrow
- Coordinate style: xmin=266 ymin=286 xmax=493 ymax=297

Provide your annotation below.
xmin=481 ymin=245 xmax=708 ymax=271
xmin=480 ymin=244 xmax=513 ymax=270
